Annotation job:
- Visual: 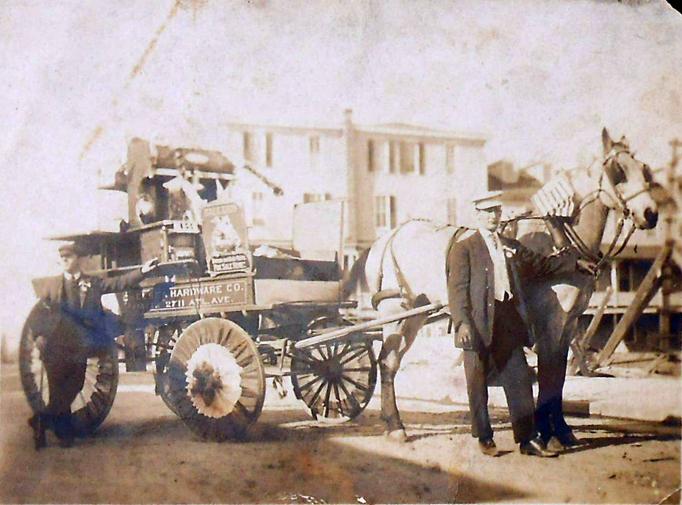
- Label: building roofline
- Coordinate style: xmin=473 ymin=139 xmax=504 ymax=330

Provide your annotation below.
xmin=223 ymin=121 xmax=343 ymax=137
xmin=355 ymin=123 xmax=488 ymax=144
xmin=222 ymin=120 xmax=488 ymax=143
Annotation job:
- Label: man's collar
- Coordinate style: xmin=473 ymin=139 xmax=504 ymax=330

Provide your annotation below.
xmin=477 ymin=228 xmax=499 ymax=238
xmin=63 ymin=272 xmax=82 ymax=282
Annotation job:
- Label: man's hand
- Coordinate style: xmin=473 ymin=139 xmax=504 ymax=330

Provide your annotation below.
xmin=576 ymin=258 xmax=599 ymax=276
xmin=141 ymin=257 xmax=160 ymax=274
xmin=455 ymin=323 xmax=474 ymax=349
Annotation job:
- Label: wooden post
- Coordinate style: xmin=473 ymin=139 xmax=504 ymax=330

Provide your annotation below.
xmin=592 ymin=242 xmax=673 ymax=369
xmin=569 ymin=287 xmax=613 ymax=376
xmin=660 ymin=139 xmax=681 ymax=346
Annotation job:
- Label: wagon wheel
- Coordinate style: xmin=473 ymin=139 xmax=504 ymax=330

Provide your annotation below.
xmin=152 ymin=324 xmax=184 ymax=416
xmin=291 ymin=318 xmax=377 ymax=424
xmin=166 ymin=318 xmax=266 ymax=441
xmin=18 ymin=302 xmax=119 ymax=436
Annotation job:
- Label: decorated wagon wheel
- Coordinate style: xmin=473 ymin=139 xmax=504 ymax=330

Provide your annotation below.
xmin=151 ymin=324 xmax=185 ymax=417
xmin=165 ymin=318 xmax=266 ymax=441
xmin=291 ymin=317 xmax=377 ymax=424
xmin=18 ymin=302 xmax=119 ymax=436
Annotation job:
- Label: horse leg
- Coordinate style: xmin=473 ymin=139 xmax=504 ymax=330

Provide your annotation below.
xmin=548 ymin=328 xmax=579 ymax=444
xmin=377 ymin=307 xmax=426 ymax=442
xmin=536 ymin=336 xmax=573 ymax=444
xmin=379 ymin=331 xmax=406 ymax=440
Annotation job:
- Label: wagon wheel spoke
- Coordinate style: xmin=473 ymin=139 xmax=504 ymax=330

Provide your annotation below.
xmin=341 ymin=374 xmax=370 ymax=393
xmin=338 ymin=377 xmax=362 ymax=413
xmin=332 ymin=381 xmax=343 ymax=417
xmin=338 ymin=346 xmax=369 ymax=366
xmin=298 ymin=375 xmax=324 ymax=393
xmin=308 ymin=379 xmax=328 ymax=410
xmin=322 ymin=381 xmax=333 ymax=418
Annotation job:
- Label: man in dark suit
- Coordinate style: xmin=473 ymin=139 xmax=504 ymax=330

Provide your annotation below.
xmin=447 ymin=191 xmax=574 ymax=458
xmin=30 ymin=242 xmax=157 ymax=448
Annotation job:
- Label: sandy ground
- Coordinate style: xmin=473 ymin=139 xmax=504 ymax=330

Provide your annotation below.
xmin=1 ymin=338 xmax=680 ymax=504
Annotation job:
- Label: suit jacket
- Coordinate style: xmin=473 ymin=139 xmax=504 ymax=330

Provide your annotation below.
xmin=37 ymin=269 xmax=144 ymax=348
xmin=447 ymin=231 xmax=572 ymax=351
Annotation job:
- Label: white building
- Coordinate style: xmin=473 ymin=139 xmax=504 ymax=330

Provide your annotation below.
xmin=223 ymin=110 xmax=488 ymax=268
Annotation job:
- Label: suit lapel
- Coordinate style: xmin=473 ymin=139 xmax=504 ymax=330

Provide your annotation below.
xmin=472 ymin=231 xmax=494 ymax=271
xmin=52 ymin=276 xmax=65 ymax=303
xmin=500 ymin=237 xmax=520 ymax=287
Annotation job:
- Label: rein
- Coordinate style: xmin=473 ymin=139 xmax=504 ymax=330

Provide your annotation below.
xmin=510 ymin=148 xmax=648 ymax=275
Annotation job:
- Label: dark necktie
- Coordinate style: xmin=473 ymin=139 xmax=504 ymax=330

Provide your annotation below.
xmin=65 ymin=278 xmax=81 ymax=310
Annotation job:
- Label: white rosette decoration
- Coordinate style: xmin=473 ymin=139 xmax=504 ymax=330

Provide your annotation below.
xmin=185 ymin=343 xmax=243 ymax=418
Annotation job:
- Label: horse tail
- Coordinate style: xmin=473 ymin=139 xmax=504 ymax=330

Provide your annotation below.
xmin=340 ymin=247 xmax=371 ymax=300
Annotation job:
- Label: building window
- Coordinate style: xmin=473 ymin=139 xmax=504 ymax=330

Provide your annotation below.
xmin=243 ymin=132 xmax=254 ymax=162
xmin=367 ymin=139 xmax=375 ymax=172
xmin=389 ymin=141 xmax=399 ymax=174
xmin=374 ymin=195 xmax=397 ymax=229
xmin=265 ymin=133 xmax=273 ymax=167
xmin=251 ymin=192 xmax=265 ymax=226
xmin=303 ymin=192 xmax=332 ymax=203
xmin=418 ymin=143 xmax=426 ymax=175
xmin=445 ymin=144 xmax=455 ymax=174
xmin=309 ymin=136 xmax=320 ymax=155
xmin=399 ymin=142 xmax=415 ymax=174
xmin=447 ymin=197 xmax=457 ymax=225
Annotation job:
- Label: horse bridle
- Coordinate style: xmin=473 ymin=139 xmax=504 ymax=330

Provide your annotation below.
xmin=596 ymin=147 xmax=654 ymax=213
xmin=505 ymin=146 xmax=653 ymax=275
xmin=564 ymin=146 xmax=654 ymax=272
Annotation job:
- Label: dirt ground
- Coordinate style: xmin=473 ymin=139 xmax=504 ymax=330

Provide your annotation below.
xmin=1 ymin=342 xmax=680 ymax=504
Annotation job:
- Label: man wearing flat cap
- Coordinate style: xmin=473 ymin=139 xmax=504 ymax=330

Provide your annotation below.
xmin=30 ymin=242 xmax=158 ymax=448
xmin=447 ymin=191 xmax=573 ymax=458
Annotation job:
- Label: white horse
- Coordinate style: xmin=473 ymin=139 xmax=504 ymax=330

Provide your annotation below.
xmin=342 ymin=129 xmax=659 ymax=445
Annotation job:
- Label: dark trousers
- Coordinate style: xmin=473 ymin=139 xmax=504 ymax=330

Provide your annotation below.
xmin=463 ymin=300 xmax=535 ymax=444
xmin=42 ymin=316 xmax=89 ymax=435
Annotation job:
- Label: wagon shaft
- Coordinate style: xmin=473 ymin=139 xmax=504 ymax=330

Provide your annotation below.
xmin=294 ymin=302 xmax=444 ymax=350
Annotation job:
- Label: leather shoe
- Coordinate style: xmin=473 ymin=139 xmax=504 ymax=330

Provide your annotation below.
xmin=546 ymin=436 xmax=565 ymax=453
xmin=556 ymin=431 xmax=582 ymax=447
xmin=478 ymin=438 xmax=499 ymax=457
xmin=520 ymin=437 xmax=559 ymax=457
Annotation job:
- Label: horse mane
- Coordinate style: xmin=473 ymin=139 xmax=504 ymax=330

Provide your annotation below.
xmin=340 ymin=247 xmax=370 ymax=300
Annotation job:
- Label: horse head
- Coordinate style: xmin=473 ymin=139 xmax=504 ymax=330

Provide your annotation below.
xmin=600 ymin=128 xmax=658 ymax=230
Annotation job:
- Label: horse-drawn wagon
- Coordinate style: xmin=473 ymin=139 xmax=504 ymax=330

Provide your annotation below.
xmin=19 ymin=138 xmax=409 ymax=441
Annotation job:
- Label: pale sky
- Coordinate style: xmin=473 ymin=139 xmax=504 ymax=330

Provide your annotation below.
xmin=1 ymin=0 xmax=680 ymax=346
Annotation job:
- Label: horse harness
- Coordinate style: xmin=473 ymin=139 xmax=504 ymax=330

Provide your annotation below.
xmin=508 ymin=146 xmax=649 ymax=275
xmin=371 ymin=221 xmax=468 ymax=312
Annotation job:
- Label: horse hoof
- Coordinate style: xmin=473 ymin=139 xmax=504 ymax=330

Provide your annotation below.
xmin=384 ymin=429 xmax=408 ymax=443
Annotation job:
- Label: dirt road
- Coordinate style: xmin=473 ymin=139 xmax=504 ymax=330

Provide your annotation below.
xmin=1 ymin=356 xmax=679 ymax=503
